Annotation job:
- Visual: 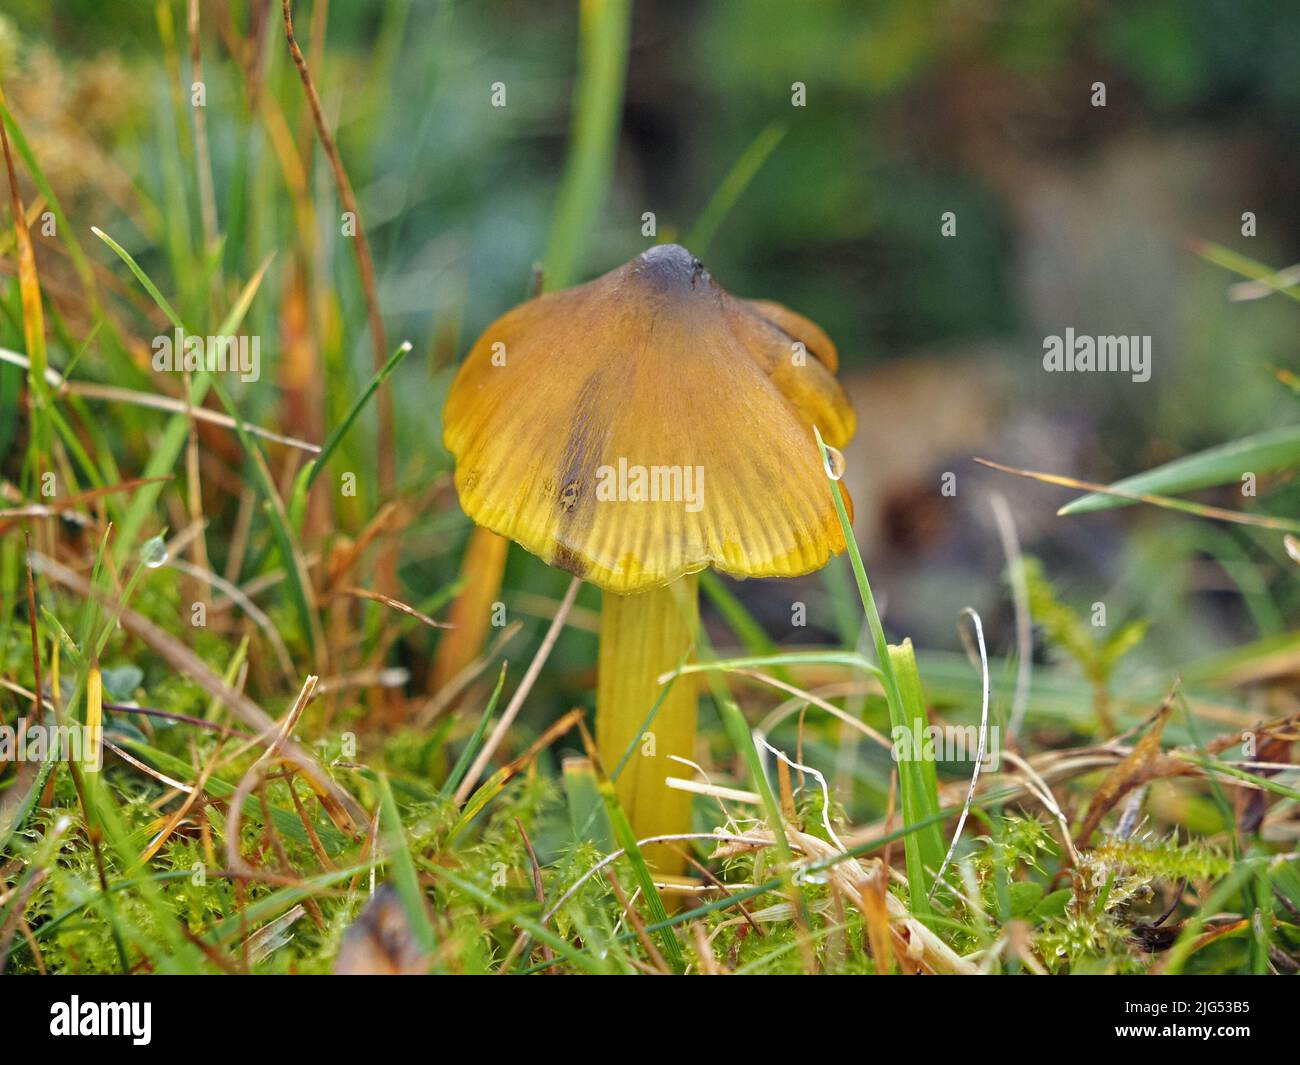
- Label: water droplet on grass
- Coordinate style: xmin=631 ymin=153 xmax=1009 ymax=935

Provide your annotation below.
xmin=822 ymin=445 xmax=845 ymax=481
xmin=141 ymin=536 xmax=169 ymax=568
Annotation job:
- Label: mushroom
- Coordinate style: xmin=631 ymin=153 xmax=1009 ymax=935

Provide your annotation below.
xmin=443 ymin=244 xmax=855 ymax=874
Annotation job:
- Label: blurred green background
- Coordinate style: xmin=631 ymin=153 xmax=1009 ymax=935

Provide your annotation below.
xmin=2 ymin=0 xmax=1297 ymax=675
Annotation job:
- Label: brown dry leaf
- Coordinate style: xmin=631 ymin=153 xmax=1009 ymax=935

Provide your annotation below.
xmin=325 ymin=500 xmax=403 ymax=587
xmin=857 ymin=873 xmax=896 ymax=975
xmin=1 ymin=95 xmax=47 ymax=375
xmin=244 ymin=904 xmax=307 ymax=966
xmin=1236 ymin=733 xmax=1294 ymax=836
xmin=1076 ymin=686 xmax=1193 ymax=845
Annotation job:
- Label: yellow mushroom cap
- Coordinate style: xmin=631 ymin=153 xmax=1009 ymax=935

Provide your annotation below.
xmin=443 ymin=244 xmax=857 ymax=594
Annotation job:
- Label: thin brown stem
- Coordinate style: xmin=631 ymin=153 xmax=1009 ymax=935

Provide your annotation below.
xmin=281 ymin=0 xmax=396 ymax=580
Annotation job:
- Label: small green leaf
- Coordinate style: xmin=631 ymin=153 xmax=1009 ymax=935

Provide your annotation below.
xmin=1008 ymin=881 xmax=1044 ymax=918
xmin=1033 ymin=888 xmax=1073 ymax=920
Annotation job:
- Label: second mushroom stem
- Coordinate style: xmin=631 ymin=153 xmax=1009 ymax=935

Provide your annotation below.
xmin=432 ymin=526 xmax=510 ymax=690
xmin=596 ymin=573 xmax=699 ymax=878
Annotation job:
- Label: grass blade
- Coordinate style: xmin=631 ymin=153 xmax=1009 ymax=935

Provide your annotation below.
xmin=595 ymin=771 xmax=686 ymax=973
xmin=439 ymin=663 xmax=508 ymax=801
xmin=563 ymin=756 xmax=614 ymax=851
xmin=91 ymin=230 xmax=273 ymax=564
xmin=1 ymin=103 xmax=50 ymax=466
xmin=375 ymin=773 xmax=439 ymax=967
xmin=670 ymin=649 xmax=882 ymax=679
xmin=977 ymin=456 xmax=1300 ymax=533
xmin=541 ymin=0 xmax=633 ymax=289
xmin=1189 ymin=239 xmax=1300 ymax=305
xmin=289 ymin=339 xmax=414 ymax=529
xmin=0 ymin=100 xmax=96 ymax=296
xmin=814 ymin=427 xmax=942 ymax=914
xmin=91 ymin=226 xmax=184 ymax=330
xmin=207 ymin=376 xmax=323 ymax=661
xmin=888 ymin=640 xmax=947 ymax=879
xmin=424 ymin=863 xmax=607 ymax=974
xmin=1059 ymin=424 xmax=1300 ymax=515
xmin=686 ymin=122 xmax=786 ymax=254
xmin=716 ymin=695 xmax=812 ymax=947
xmin=699 ymin=570 xmax=792 ymax=683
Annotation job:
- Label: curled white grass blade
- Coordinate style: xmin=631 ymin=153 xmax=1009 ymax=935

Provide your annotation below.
xmin=665 ymin=754 xmax=754 ymax=816
xmin=989 ymin=493 xmax=1033 ymax=739
xmin=928 ymin=607 xmax=991 ymax=902
xmin=737 ymin=669 xmax=892 ymax=751
xmin=665 ymin=776 xmax=761 ymax=804
xmin=755 ymin=736 xmax=846 ymax=852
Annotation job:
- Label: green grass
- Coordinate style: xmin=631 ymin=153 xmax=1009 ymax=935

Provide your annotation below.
xmin=0 ymin=2 xmax=1296 ymax=979
xmin=816 ymin=427 xmax=945 ymax=916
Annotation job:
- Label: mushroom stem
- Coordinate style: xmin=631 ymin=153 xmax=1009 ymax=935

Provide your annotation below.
xmin=596 ymin=573 xmax=698 ymax=877
xmin=432 ymin=527 xmax=509 ymax=689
